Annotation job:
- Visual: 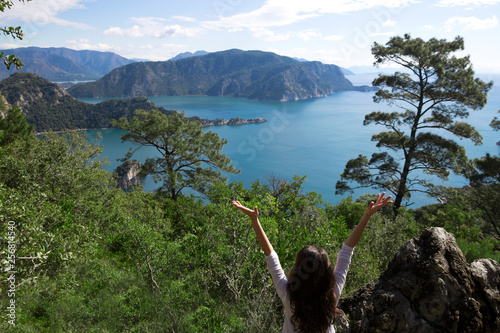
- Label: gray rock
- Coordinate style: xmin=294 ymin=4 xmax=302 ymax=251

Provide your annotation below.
xmin=114 ymin=160 xmax=143 ymax=190
xmin=337 ymin=227 xmax=500 ymax=333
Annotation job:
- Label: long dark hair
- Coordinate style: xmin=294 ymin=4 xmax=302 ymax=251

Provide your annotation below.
xmin=287 ymin=246 xmax=342 ymax=333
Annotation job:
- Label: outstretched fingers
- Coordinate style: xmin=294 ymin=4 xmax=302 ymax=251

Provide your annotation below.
xmin=232 ymin=200 xmax=259 ymax=218
xmin=375 ymin=192 xmax=393 ymax=208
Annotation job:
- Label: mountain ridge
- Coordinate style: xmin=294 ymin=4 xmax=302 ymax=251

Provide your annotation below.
xmin=0 ymin=47 xmax=135 ymax=81
xmin=67 ymin=49 xmax=373 ymax=101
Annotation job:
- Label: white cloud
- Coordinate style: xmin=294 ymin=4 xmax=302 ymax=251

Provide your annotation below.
xmin=202 ymin=0 xmax=417 ymax=44
xmin=297 ymin=29 xmax=322 ymax=41
xmin=0 ymin=42 xmax=26 ymax=49
xmin=104 ymin=17 xmax=200 ymax=38
xmin=66 ymin=39 xmax=122 ymax=53
xmin=205 ymin=0 xmax=418 ymax=30
xmin=323 ymin=35 xmax=344 ymax=41
xmin=443 ymin=15 xmax=498 ymax=31
xmin=245 ymin=27 xmax=326 ymax=42
xmin=382 ymin=19 xmax=397 ymax=27
xmin=0 ymin=0 xmax=94 ymax=30
xmin=248 ymin=27 xmax=293 ymax=41
xmin=367 ymin=31 xmax=396 ymax=37
xmin=172 ymin=16 xmax=197 ymax=23
xmin=436 ymin=0 xmax=500 ymax=7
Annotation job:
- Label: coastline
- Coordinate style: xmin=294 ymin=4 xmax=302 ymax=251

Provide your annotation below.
xmin=35 ymin=116 xmax=268 ymax=135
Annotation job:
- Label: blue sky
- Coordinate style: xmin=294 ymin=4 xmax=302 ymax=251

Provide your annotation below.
xmin=1 ymin=0 xmax=499 ymax=73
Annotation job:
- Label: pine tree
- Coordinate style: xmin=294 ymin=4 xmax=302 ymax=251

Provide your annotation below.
xmin=336 ymin=34 xmax=492 ymax=209
xmin=0 ymin=94 xmax=34 ymax=146
xmin=111 ymin=109 xmax=240 ymax=200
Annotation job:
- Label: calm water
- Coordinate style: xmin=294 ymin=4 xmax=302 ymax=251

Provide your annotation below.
xmin=80 ymin=74 xmax=500 ymax=207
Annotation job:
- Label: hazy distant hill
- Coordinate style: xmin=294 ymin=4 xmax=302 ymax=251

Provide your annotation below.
xmin=68 ymin=49 xmax=372 ymax=101
xmin=293 ymin=56 xmax=354 ymax=75
xmin=168 ymin=50 xmax=209 ymax=61
xmin=0 ymin=47 xmax=135 ymax=81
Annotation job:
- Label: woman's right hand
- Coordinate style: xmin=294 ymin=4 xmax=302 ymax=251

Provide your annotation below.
xmin=232 ymin=200 xmax=259 ymax=220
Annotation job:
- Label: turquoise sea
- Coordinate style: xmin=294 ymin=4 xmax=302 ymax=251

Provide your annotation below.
xmin=80 ymin=73 xmax=500 ymax=207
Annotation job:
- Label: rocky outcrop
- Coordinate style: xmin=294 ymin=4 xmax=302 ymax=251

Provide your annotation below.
xmin=189 ymin=116 xmax=266 ymax=127
xmin=227 ymin=117 xmax=267 ymax=126
xmin=338 ymin=227 xmax=500 ymax=333
xmin=114 ymin=160 xmax=143 ymax=190
xmin=196 ymin=118 xmax=228 ymax=126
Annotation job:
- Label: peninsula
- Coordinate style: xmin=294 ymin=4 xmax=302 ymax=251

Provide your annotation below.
xmin=0 ymin=72 xmax=266 ymax=132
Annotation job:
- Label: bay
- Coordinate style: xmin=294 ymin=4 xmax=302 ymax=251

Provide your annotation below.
xmin=80 ymin=74 xmax=500 ymax=208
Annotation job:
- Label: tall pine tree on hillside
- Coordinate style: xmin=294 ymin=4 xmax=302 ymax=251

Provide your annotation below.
xmin=336 ymin=34 xmax=492 ymax=210
xmin=111 ymin=109 xmax=240 ymax=200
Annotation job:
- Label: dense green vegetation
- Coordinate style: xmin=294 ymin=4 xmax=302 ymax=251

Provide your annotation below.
xmin=0 ymin=72 xmax=178 ymax=132
xmin=1 ymin=18 xmax=498 ymax=329
xmin=1 ymin=106 xmax=498 ymax=332
xmin=67 ymin=49 xmax=369 ymax=101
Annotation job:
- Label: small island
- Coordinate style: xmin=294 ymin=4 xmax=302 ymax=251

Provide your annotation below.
xmin=195 ymin=117 xmax=267 ymax=127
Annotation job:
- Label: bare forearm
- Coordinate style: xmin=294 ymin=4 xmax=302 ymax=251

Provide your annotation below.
xmin=344 ymin=214 xmax=370 ymax=248
xmin=344 ymin=193 xmax=392 ymax=247
xmin=250 ymin=217 xmax=273 ymax=256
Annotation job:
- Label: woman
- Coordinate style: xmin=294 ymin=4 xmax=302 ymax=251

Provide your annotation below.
xmin=232 ymin=193 xmax=392 ymax=333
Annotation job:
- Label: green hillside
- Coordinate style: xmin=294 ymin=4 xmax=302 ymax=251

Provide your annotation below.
xmin=0 ymin=73 xmax=170 ymax=132
xmin=68 ymin=49 xmax=371 ymax=101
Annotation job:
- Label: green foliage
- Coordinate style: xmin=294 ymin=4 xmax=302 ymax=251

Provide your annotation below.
xmin=111 ymin=109 xmax=240 ymax=200
xmin=412 ymin=184 xmax=500 ymax=262
xmin=0 ymin=114 xmax=497 ymax=332
xmin=1 ymin=1 xmax=31 ymax=70
xmin=0 ymin=94 xmax=34 ymax=146
xmin=490 ymin=110 xmax=500 ymax=130
xmin=456 ymin=237 xmax=500 ymax=263
xmin=336 ymin=34 xmax=492 ymax=210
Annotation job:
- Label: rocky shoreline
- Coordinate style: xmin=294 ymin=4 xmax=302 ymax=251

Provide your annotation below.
xmin=196 ymin=116 xmax=267 ymax=126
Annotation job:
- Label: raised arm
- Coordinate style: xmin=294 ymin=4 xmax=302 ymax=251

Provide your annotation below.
xmin=344 ymin=193 xmax=393 ymax=248
xmin=232 ymin=201 xmax=273 ymax=256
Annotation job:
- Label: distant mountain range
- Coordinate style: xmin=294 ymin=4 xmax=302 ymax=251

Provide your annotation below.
xmin=0 ymin=47 xmax=135 ymax=81
xmin=68 ymin=49 xmax=373 ymax=101
xmin=168 ymin=50 xmax=209 ymax=61
xmin=0 ymin=72 xmax=266 ymax=132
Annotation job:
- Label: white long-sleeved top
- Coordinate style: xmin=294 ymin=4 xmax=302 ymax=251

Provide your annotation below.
xmin=265 ymin=244 xmax=355 ymax=333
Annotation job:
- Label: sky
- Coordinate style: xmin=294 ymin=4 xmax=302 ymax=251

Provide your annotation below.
xmin=1 ymin=0 xmax=499 ymax=73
